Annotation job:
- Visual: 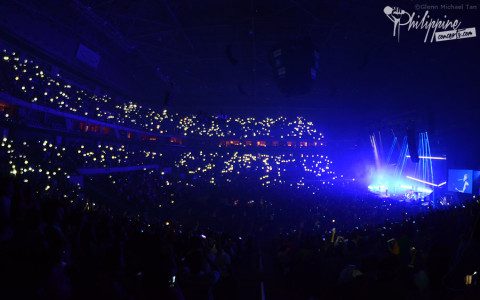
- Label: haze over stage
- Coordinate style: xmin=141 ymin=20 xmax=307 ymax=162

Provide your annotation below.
xmin=367 ymin=131 xmax=447 ymax=202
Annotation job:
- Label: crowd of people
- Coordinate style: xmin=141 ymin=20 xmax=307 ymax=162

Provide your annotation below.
xmin=1 ymin=46 xmax=480 ymax=300
xmin=0 ymin=173 xmax=255 ymax=300
xmin=1 ymin=164 xmax=479 ymax=300
xmin=0 ymin=133 xmax=339 ymax=198
xmin=1 ymin=48 xmax=323 ymax=141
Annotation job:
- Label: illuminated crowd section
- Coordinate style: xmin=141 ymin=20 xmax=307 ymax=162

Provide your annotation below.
xmin=1 ymin=49 xmax=324 ymax=142
xmin=0 ymin=134 xmax=337 ymax=204
xmin=176 ymin=151 xmax=336 ymax=188
xmin=0 ymin=46 xmax=340 ymax=208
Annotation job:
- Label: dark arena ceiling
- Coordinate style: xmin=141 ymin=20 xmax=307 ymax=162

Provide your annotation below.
xmin=74 ymin=0 xmax=479 ymax=113
xmin=56 ymin=0 xmax=468 ymax=109
xmin=78 ymin=0 xmax=380 ymax=111
xmin=1 ymin=0 xmax=479 ymax=128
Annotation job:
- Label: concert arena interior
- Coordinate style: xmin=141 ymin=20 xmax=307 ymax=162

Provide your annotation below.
xmin=0 ymin=1 xmax=479 ymax=299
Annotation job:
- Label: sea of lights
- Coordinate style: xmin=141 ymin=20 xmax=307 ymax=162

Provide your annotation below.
xmin=1 ymin=135 xmax=338 ymax=202
xmin=1 ymin=49 xmax=324 ymax=141
xmin=0 ymin=47 xmax=341 ymax=201
xmin=175 ymin=151 xmax=336 ymax=188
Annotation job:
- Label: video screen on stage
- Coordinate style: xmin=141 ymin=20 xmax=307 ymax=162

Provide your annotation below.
xmin=473 ymin=171 xmax=480 ymax=195
xmin=448 ymin=169 xmax=473 ymax=194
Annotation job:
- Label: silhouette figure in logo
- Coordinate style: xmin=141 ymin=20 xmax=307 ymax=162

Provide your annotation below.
xmin=384 ymin=6 xmax=410 ymax=42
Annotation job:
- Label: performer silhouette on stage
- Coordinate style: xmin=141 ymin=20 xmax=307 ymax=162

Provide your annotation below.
xmin=456 ymin=173 xmax=469 ymax=193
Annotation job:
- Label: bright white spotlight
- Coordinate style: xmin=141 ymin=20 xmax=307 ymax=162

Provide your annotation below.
xmin=406 ymin=176 xmax=438 ymax=187
xmin=406 ymin=155 xmax=446 ymax=160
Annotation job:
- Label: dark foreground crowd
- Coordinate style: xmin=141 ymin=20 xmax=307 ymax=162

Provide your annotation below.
xmin=1 ymin=172 xmax=480 ymax=300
